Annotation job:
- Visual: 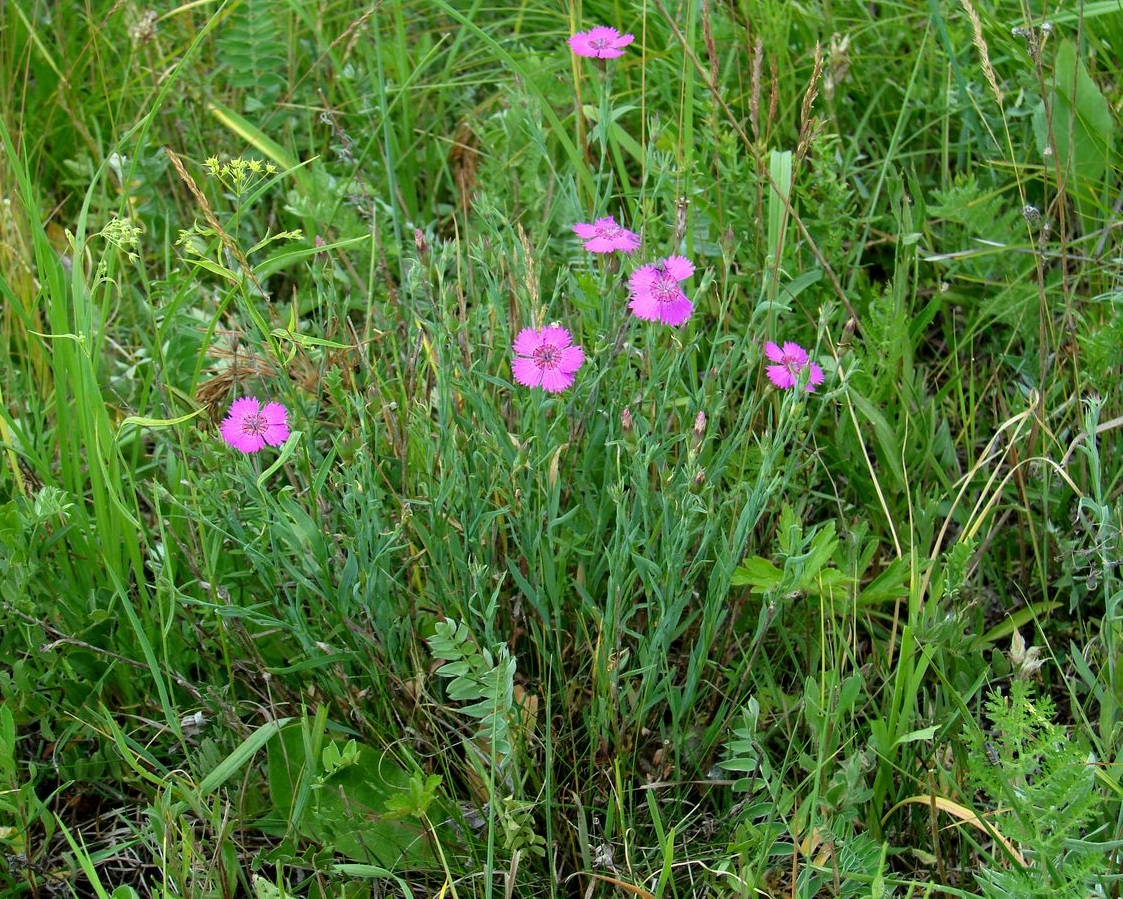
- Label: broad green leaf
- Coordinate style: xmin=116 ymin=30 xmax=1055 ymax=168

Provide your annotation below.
xmin=767 ymin=149 xmax=793 ymax=265
xmin=972 ymin=601 xmax=1063 ymax=650
xmin=839 ymin=673 xmax=864 ymax=712
xmin=779 ymin=268 xmax=824 ymax=303
xmin=1032 ymin=40 xmax=1114 ymax=214
xmin=731 ymin=556 xmax=783 ymax=589
xmin=791 ymin=523 xmax=839 ymax=591
xmin=266 ymin=719 xmax=448 ymax=868
xmin=857 ymin=556 xmax=911 ymax=605
xmin=184 ymin=255 xmax=241 ymax=284
xmin=810 ymin=568 xmax=854 ymax=599
xmin=251 ymin=877 xmax=291 ymax=899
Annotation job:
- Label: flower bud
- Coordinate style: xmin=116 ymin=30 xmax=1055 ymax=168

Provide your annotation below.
xmin=693 ymin=410 xmax=707 ymax=442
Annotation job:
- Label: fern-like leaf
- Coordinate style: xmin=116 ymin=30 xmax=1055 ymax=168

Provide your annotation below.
xmin=217 ymin=0 xmax=287 ymax=110
xmin=428 ymin=618 xmax=516 ymax=770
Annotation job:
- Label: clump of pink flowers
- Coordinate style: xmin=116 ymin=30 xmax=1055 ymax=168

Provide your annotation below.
xmin=569 ymin=25 xmax=634 ymax=59
xmin=764 ymin=341 xmax=825 ymax=392
xmin=573 ymin=216 xmax=640 ymax=254
xmin=627 ymin=255 xmax=695 ymax=326
xmin=511 ymin=325 xmax=585 ymax=393
xmin=220 ymin=397 xmax=291 ymax=453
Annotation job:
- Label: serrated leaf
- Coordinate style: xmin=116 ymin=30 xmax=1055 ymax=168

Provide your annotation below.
xmin=790 ymin=523 xmax=839 ymax=591
xmin=731 ymin=556 xmax=783 ymax=589
xmin=858 ymin=556 xmax=910 ymax=604
xmin=265 ymin=721 xmax=447 ymax=868
xmin=809 ymin=567 xmax=853 ymax=597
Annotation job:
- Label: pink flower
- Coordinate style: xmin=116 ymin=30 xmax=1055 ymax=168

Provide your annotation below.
xmin=573 ymin=216 xmax=641 ymax=254
xmin=627 ymin=255 xmax=695 ymax=326
xmin=764 ymin=341 xmax=825 ymax=392
xmin=220 ymin=397 xmax=291 ymax=453
xmin=511 ymin=325 xmax=585 ymax=393
xmin=569 ymin=26 xmax=634 ymax=59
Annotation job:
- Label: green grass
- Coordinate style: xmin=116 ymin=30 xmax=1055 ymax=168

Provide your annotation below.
xmin=1 ymin=0 xmax=1121 ymax=896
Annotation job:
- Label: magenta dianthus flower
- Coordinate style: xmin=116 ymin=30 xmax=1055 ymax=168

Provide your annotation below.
xmin=220 ymin=397 xmax=291 ymax=453
xmin=764 ymin=341 xmax=825 ymax=392
xmin=627 ymin=255 xmax=695 ymax=326
xmin=573 ymin=216 xmax=641 ymax=254
xmin=511 ymin=325 xmax=585 ymax=393
xmin=569 ymin=26 xmax=634 ymax=59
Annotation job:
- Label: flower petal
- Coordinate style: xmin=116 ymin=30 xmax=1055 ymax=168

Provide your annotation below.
xmin=512 ymin=327 xmax=543 ymax=357
xmin=539 ymin=366 xmax=577 ymax=392
xmin=658 ymin=294 xmax=694 ymax=326
xmin=239 ymin=433 xmax=266 ymax=453
xmin=228 ymin=396 xmax=261 ymax=419
xmin=660 ymin=255 xmax=695 ymax=281
xmin=221 ymin=397 xmax=262 ymax=452
xmin=220 ymin=417 xmax=244 ymax=450
xmin=557 ymin=344 xmax=585 ymax=373
xmin=585 ymin=26 xmax=619 ymax=41
xmin=568 ymin=33 xmax=592 ymax=55
xmin=764 ymin=341 xmax=784 ymax=362
xmin=260 ymin=403 xmax=291 ymax=445
xmin=512 ymin=356 xmax=543 ymax=387
xmin=629 ymin=292 xmax=662 ymax=321
xmin=261 ymin=402 xmax=288 ymax=426
xmin=628 ymin=263 xmax=659 ymax=294
xmin=582 ymin=234 xmax=618 ymax=253
xmin=615 ymin=232 xmax=641 ymax=252
xmin=782 ymin=341 xmax=807 ymax=363
xmin=766 ymin=364 xmax=796 ymax=389
xmin=540 ymin=324 xmax=573 ymax=349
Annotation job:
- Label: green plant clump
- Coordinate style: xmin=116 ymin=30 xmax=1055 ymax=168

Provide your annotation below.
xmin=0 ymin=0 xmax=1121 ymax=896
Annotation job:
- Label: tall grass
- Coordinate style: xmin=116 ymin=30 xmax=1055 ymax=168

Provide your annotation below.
xmin=1 ymin=0 xmax=1121 ymax=896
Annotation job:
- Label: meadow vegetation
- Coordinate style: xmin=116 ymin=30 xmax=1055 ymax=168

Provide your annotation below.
xmin=1 ymin=0 xmax=1121 ymax=896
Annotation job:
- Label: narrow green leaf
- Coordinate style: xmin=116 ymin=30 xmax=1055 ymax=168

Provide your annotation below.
xmin=256 ymin=431 xmax=300 ymax=491
xmin=117 ymin=408 xmax=205 ymax=437
xmin=894 ymin=725 xmax=939 ymax=747
xmin=197 ymin=718 xmax=291 ymax=797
